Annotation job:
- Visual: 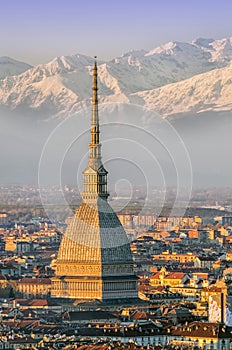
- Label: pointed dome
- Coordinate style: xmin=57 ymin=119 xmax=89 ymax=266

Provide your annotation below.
xmin=57 ymin=199 xmax=132 ymax=266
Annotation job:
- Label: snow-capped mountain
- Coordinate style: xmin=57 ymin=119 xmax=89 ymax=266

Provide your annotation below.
xmin=0 ymin=56 xmax=32 ymax=79
xmin=192 ymin=37 xmax=232 ymax=62
xmin=0 ymin=37 xmax=231 ymax=119
xmin=134 ymin=62 xmax=232 ymax=116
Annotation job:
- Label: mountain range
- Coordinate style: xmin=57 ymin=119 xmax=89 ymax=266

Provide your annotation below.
xmin=0 ymin=37 xmax=232 ymax=187
xmin=0 ymin=37 xmax=231 ymax=119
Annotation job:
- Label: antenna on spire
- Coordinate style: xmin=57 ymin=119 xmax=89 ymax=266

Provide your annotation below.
xmin=82 ymin=58 xmax=109 ymax=201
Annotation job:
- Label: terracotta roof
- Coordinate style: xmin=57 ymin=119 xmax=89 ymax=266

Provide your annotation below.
xmin=138 ymin=285 xmax=152 ymax=292
xmin=150 ymin=267 xmax=158 ymax=273
xmin=151 ymin=271 xmax=185 ymax=280
xmin=202 ymin=286 xmax=223 ymax=292
xmin=2 ymin=320 xmax=39 ymax=329
xmin=131 ymin=311 xmax=147 ymax=320
xmin=138 ymin=277 xmax=149 ymax=282
xmin=29 ymin=300 xmax=49 ymax=307
xmin=1 ymin=307 xmax=13 ymax=315
xmin=152 ymin=286 xmax=166 ymax=292
xmin=151 ymin=272 xmax=161 ymax=279
xmin=13 ymin=299 xmax=30 ymax=306
xmin=170 ymin=238 xmax=181 ymax=242
xmin=192 ymin=272 xmax=208 ymax=279
xmin=17 ymin=278 xmax=51 ymax=285
xmin=171 ymin=321 xmax=230 ymax=339
xmin=165 ymin=272 xmax=185 ymax=279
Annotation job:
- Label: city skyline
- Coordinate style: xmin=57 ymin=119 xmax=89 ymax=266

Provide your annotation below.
xmin=1 ymin=2 xmax=232 ymax=346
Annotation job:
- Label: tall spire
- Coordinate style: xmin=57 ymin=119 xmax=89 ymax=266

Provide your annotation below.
xmin=88 ymin=57 xmax=101 ymax=169
xmin=82 ymin=58 xmax=109 ymax=202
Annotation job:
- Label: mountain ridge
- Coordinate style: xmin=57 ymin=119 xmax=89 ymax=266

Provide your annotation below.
xmin=133 ymin=62 xmax=232 ymax=117
xmin=0 ymin=56 xmax=32 ymax=80
xmin=0 ymin=36 xmax=231 ymax=119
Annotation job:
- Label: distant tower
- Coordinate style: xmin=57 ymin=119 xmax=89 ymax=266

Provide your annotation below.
xmin=52 ymin=59 xmax=138 ymax=301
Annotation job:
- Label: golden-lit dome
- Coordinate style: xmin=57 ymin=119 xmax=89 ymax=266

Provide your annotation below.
xmin=56 ymin=199 xmax=133 ymax=267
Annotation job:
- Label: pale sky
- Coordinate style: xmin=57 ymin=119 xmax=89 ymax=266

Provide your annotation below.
xmin=0 ymin=0 xmax=231 ymax=65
